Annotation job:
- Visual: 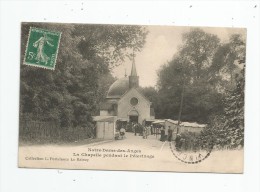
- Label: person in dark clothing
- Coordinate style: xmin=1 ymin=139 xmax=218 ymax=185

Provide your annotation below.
xmin=160 ymin=126 xmax=165 ymax=141
xmin=175 ymin=134 xmax=181 ymax=150
xmin=167 ymin=126 xmax=173 ymax=142
xmin=134 ymin=123 xmax=137 ymax=136
xmin=139 ymin=124 xmax=143 ymax=136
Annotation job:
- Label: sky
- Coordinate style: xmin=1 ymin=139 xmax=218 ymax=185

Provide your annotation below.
xmin=112 ymin=25 xmax=246 ymax=87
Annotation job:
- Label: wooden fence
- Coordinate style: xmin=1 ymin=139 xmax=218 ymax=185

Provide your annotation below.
xmin=19 ymin=119 xmax=94 ymax=142
xmin=19 ymin=120 xmax=61 ymax=140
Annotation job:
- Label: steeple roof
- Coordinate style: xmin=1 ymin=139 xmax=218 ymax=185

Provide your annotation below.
xmin=130 ymin=58 xmax=137 ymax=76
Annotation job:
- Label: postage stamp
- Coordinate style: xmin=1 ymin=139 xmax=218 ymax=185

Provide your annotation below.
xmin=23 ymin=27 xmax=61 ymax=70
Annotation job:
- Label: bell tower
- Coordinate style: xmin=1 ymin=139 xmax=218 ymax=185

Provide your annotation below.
xmin=129 ymin=51 xmax=139 ymax=88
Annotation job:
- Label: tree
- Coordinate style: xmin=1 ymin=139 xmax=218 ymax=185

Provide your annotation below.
xmin=155 ymin=28 xmax=245 ymax=148
xmin=20 ymin=23 xmax=147 ymax=141
xmin=195 ymin=34 xmax=245 ymax=149
xmin=156 ymin=29 xmax=223 ymax=123
xmin=211 ymin=34 xmax=246 ymax=91
xmin=205 ymin=34 xmax=245 ymax=149
xmin=74 ymin=24 xmax=148 ymax=69
xmin=179 ymin=28 xmax=220 ymax=80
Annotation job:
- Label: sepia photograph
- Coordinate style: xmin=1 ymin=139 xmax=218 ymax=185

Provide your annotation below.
xmin=18 ymin=22 xmax=246 ymax=173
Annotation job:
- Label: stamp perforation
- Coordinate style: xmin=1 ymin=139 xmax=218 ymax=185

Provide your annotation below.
xmin=23 ymin=27 xmax=61 ymax=70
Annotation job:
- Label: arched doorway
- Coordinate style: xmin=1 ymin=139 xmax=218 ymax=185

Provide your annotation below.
xmin=128 ymin=110 xmax=139 ymax=124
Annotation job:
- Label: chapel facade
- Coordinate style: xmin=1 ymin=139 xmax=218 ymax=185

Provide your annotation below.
xmin=98 ymin=60 xmax=155 ymax=124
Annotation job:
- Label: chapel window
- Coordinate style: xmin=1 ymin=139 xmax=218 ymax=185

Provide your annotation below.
xmin=130 ymin=97 xmax=139 ymax=106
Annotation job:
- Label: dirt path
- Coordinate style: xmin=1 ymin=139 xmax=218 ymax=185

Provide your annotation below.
xmin=19 ymin=132 xmax=243 ymax=173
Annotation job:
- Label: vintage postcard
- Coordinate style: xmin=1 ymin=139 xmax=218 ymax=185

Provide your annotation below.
xmin=19 ymin=22 xmax=246 ymax=173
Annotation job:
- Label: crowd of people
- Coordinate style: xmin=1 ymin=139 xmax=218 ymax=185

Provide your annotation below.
xmin=159 ymin=126 xmax=173 ymax=142
xmin=132 ymin=123 xmax=174 ymax=142
xmin=117 ymin=123 xmax=202 ymax=152
xmin=132 ymin=123 xmax=153 ymax=139
xmin=117 ymin=122 xmax=175 ymax=142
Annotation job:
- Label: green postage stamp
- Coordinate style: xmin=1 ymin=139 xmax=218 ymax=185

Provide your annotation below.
xmin=24 ymin=27 xmax=61 ymax=70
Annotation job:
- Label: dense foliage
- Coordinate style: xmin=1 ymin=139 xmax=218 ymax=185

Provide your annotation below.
xmin=155 ymin=29 xmax=245 ymax=149
xmin=155 ymin=29 xmax=245 ymax=122
xmin=20 ymin=23 xmax=147 ymax=141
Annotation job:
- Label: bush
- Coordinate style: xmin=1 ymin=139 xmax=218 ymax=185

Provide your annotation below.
xmin=175 ymin=131 xmax=213 ymax=151
xmin=175 ymin=132 xmax=198 ymax=151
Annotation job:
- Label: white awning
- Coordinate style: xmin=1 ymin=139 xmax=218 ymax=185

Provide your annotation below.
xmin=165 ymin=119 xmax=179 ymax=124
xmin=180 ymin=122 xmax=207 ymax=128
xmin=152 ymin=120 xmax=165 ymax=125
xmin=151 ymin=118 xmax=207 ymax=128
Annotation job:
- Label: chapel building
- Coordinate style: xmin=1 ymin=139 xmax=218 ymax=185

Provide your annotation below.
xmin=98 ymin=59 xmax=155 ymax=124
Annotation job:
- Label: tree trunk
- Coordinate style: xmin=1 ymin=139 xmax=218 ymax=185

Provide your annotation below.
xmin=177 ymin=79 xmax=185 ymax=134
